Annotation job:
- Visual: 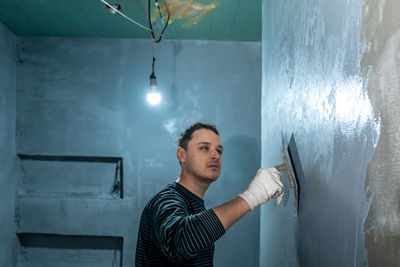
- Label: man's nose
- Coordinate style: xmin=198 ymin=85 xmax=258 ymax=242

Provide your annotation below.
xmin=211 ymin=149 xmax=221 ymax=160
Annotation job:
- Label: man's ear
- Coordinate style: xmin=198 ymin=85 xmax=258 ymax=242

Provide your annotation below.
xmin=177 ymin=146 xmax=186 ymax=164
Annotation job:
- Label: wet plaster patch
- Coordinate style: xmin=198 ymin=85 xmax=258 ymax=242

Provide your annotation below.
xmin=361 ymin=0 xmax=400 ymax=265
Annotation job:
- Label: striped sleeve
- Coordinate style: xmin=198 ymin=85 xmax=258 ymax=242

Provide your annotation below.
xmin=152 ymin=193 xmax=225 ymax=262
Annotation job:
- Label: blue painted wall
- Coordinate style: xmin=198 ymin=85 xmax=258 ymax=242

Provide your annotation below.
xmin=15 ymin=38 xmax=261 ymax=266
xmin=0 ymin=23 xmax=17 ymax=267
xmin=260 ymin=0 xmax=374 ymax=265
xmin=260 ymin=0 xmax=399 ymax=266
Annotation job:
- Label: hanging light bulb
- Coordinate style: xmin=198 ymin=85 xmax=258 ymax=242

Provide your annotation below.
xmin=147 ymin=42 xmax=161 ymax=105
xmin=147 ymin=72 xmax=161 ymax=105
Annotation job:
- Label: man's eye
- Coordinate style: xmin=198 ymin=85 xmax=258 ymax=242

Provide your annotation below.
xmin=201 ymin=147 xmax=209 ymax=151
xmin=217 ymin=150 xmax=223 ymax=155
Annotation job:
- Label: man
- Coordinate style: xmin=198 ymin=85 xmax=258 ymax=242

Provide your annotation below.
xmin=136 ymin=122 xmax=283 ymax=266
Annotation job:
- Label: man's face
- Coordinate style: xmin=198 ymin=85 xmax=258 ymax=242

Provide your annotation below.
xmin=179 ymin=129 xmax=223 ymax=183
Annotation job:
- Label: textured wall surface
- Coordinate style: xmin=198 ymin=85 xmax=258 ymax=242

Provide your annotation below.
xmin=260 ymin=0 xmax=383 ymax=266
xmin=361 ymin=0 xmax=400 ymax=266
xmin=15 ymin=38 xmax=261 ymax=266
xmin=0 ymin=23 xmax=17 ymax=267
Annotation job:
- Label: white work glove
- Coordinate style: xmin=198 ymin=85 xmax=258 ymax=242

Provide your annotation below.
xmin=239 ymin=167 xmax=284 ymax=210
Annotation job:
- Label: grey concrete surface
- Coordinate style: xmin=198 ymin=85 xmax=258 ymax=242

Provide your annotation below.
xmin=5 ymin=1 xmax=398 ymax=265
xmin=361 ymin=0 xmax=400 ymax=265
xmin=15 ymin=38 xmax=262 ymax=266
xmin=0 ymin=23 xmax=17 ymax=267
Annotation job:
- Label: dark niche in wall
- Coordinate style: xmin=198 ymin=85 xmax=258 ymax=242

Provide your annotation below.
xmin=17 ymin=154 xmax=124 ymax=199
xmin=17 ymin=232 xmax=123 ymax=267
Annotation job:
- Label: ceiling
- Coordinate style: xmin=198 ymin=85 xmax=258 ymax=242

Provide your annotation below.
xmin=0 ymin=0 xmax=261 ymax=41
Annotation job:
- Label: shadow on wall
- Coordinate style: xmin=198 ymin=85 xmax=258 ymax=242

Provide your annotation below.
xmin=207 ymin=135 xmax=261 ymax=267
xmin=288 ymin=134 xmax=305 ymax=214
xmin=220 ymin=135 xmax=261 ymax=192
xmin=206 ymin=134 xmax=261 ymax=207
xmin=296 ymin=126 xmax=374 ymax=266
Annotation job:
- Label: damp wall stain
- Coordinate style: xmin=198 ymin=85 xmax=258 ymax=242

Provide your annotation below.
xmin=361 ymin=0 xmax=400 ymax=266
xmin=260 ymin=0 xmax=383 ymax=266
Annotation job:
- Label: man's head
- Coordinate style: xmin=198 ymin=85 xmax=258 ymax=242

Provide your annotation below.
xmin=177 ymin=122 xmax=223 ymax=184
xmin=178 ymin=122 xmax=219 ymax=150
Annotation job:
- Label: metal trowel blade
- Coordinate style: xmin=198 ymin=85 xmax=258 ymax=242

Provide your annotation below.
xmin=276 ymin=133 xmax=299 ymax=216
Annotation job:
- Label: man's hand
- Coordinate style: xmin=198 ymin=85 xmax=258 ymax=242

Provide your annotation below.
xmin=238 ymin=167 xmax=284 ymax=210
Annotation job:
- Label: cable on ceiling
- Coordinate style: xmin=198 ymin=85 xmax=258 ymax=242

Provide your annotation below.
xmin=101 ymin=0 xmax=170 ymax=42
xmin=101 ymin=0 xmax=151 ymax=31
xmin=148 ymin=0 xmax=170 ymax=43
xmin=151 ymin=41 xmax=156 ymax=76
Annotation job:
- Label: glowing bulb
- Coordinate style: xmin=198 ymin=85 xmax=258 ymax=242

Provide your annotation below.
xmin=147 ymin=74 xmax=161 ymax=105
xmin=147 ymin=91 xmax=161 ymax=105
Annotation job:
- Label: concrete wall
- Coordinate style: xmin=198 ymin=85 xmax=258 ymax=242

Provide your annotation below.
xmin=0 ymin=23 xmax=17 ymax=266
xmin=260 ymin=0 xmax=399 ymax=266
xmin=15 ymin=38 xmax=261 ymax=266
xmin=361 ymin=0 xmax=400 ymax=265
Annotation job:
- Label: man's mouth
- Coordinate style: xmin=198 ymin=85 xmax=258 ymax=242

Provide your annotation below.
xmin=208 ymin=164 xmax=220 ymax=169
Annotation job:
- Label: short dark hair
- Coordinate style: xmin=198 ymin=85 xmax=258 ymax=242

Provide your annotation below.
xmin=178 ymin=122 xmax=219 ymax=150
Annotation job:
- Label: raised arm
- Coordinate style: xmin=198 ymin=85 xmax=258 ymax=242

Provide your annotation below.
xmin=213 ymin=167 xmax=284 ymax=230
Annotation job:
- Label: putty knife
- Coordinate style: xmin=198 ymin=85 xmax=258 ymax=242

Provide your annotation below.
xmin=275 ymin=133 xmax=299 ymax=216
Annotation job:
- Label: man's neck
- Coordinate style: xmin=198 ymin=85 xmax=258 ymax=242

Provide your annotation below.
xmin=176 ymin=173 xmax=211 ymax=199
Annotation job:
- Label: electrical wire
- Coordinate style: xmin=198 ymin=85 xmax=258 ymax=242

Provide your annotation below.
xmin=148 ymin=0 xmax=170 ymax=42
xmin=112 ymin=248 xmax=118 ymax=267
xmin=110 ymin=160 xmax=121 ymax=198
xmin=101 ymin=0 xmax=151 ymax=31
xmin=101 ymin=0 xmax=170 ymax=43
xmin=151 ymin=41 xmax=156 ymax=77
xmin=155 ymin=0 xmax=165 ymax=24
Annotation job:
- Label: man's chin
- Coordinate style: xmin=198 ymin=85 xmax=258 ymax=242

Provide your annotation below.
xmin=203 ymin=173 xmax=220 ymax=183
xmin=191 ymin=170 xmax=220 ymax=184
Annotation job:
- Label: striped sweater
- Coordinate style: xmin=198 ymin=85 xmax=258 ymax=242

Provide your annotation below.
xmin=135 ymin=182 xmax=226 ymax=266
